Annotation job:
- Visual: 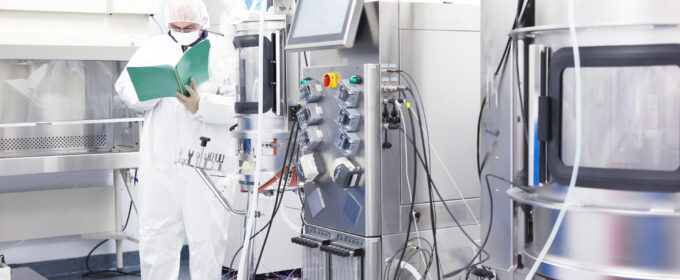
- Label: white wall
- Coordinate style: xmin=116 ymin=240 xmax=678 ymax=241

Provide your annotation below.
xmin=150 ymin=0 xmax=226 ymax=35
xmin=0 ymin=171 xmax=140 ymax=264
xmin=0 ymin=0 xmax=161 ymax=61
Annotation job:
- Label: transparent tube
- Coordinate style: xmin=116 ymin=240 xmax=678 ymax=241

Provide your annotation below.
xmin=236 ymin=0 xmax=268 ymax=278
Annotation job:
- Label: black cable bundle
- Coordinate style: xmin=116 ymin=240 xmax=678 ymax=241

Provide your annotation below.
xmin=386 ymin=69 xmax=444 ymax=280
xmin=387 ymin=70 xmax=501 ymax=279
xmin=392 ymin=92 xmax=421 ymax=280
xmin=493 ymin=0 xmax=534 ymax=78
xmin=397 ymin=119 xmax=494 ymax=279
xmin=461 ymin=1 xmax=537 ymax=277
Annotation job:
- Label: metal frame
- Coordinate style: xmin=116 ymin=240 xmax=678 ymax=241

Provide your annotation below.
xmin=294 ymin=1 xmax=483 ymax=279
xmin=0 ymin=152 xmax=138 ymax=177
xmin=547 ymin=44 xmax=680 ymax=192
xmin=285 ymin=0 xmax=365 ymax=51
xmin=195 ymin=167 xmax=250 ymax=216
xmin=81 ymin=169 xmax=139 ymax=270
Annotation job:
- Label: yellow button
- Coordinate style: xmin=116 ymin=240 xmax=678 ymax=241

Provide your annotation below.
xmin=324 ymin=73 xmax=340 ymax=88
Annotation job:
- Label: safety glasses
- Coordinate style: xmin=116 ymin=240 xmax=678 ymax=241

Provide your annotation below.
xmin=169 ymin=24 xmax=199 ymax=33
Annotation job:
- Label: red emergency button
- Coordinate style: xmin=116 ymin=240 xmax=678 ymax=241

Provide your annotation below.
xmin=324 ymin=73 xmax=340 ymax=88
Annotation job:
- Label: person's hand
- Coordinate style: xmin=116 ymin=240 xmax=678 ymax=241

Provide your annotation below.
xmin=177 ymin=77 xmax=200 ymax=114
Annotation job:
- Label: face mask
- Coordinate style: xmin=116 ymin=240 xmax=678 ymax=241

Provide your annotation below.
xmin=171 ymin=30 xmax=200 ymax=45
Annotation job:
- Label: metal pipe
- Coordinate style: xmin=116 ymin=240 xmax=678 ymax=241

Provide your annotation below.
xmin=118 ymin=169 xmax=138 ymax=215
xmin=194 ymin=167 xmax=250 ymax=216
xmin=0 ymin=117 xmax=144 ymax=128
xmin=113 ymin=169 xmax=124 ymax=270
xmin=508 ymin=22 xmax=680 ymax=38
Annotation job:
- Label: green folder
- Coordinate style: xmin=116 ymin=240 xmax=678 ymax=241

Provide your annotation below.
xmin=127 ymin=40 xmax=211 ymax=101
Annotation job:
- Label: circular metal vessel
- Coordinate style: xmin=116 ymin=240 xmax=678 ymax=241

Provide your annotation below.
xmin=509 ymin=1 xmax=680 ymax=279
xmin=510 ymin=186 xmax=680 ymax=279
xmin=232 ymin=15 xmax=289 ymax=191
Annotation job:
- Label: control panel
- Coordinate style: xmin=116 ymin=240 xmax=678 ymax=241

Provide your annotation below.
xmin=297 ymin=65 xmax=379 ymax=236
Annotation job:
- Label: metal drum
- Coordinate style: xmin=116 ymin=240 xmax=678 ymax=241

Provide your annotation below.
xmin=510 ymin=187 xmax=680 ymax=279
xmin=232 ymin=115 xmax=289 ymax=191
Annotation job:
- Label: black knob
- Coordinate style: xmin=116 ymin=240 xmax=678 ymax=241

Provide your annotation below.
xmin=199 ymin=137 xmax=211 ymax=147
xmin=382 ymin=130 xmax=392 ymax=149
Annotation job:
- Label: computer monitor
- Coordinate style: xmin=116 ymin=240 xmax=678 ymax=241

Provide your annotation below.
xmin=286 ymin=0 xmax=364 ymax=51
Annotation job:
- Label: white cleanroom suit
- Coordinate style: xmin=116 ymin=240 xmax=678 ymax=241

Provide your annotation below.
xmin=114 ymin=0 xmax=239 ymax=278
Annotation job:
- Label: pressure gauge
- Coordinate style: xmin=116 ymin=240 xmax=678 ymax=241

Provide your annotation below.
xmin=335 ymin=130 xmax=361 ymax=156
xmin=299 ymin=80 xmax=323 ymax=104
xmin=297 ymin=103 xmax=323 ymax=128
xmin=336 ymin=81 xmax=362 ymax=108
xmin=335 ymin=106 xmax=361 ymax=132
xmin=300 ymin=125 xmax=324 ymax=152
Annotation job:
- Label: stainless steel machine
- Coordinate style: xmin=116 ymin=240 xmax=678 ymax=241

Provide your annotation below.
xmin=232 ymin=15 xmax=290 ymax=192
xmin=481 ymin=0 xmax=680 ymax=279
xmin=0 ymin=59 xmax=141 ymax=270
xmin=288 ymin=1 xmax=483 ymax=279
xmin=189 ymin=12 xmax=305 ymax=275
xmin=0 ymin=60 xmax=140 ymax=176
xmin=227 ymin=14 xmax=305 ymax=275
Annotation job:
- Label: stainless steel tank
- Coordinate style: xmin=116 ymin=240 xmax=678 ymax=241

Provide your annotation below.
xmin=232 ymin=15 xmax=289 ymax=191
xmin=506 ymin=1 xmax=680 ymax=279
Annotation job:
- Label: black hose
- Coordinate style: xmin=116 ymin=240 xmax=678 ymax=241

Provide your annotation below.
xmin=83 ymin=201 xmax=139 ymax=278
xmin=477 ymin=97 xmax=487 ymax=178
xmin=253 ymin=121 xmax=300 ymax=274
xmin=443 ymin=174 xmax=494 ymax=278
xmin=399 ymin=127 xmax=492 ymax=274
xmin=402 ymin=87 xmax=442 ymax=279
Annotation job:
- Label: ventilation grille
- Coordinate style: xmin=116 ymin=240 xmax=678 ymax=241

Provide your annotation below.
xmin=0 ymin=135 xmax=107 ymax=152
xmin=119 ymin=133 xmax=138 ymax=147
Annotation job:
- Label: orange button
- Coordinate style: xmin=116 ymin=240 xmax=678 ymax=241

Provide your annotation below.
xmin=323 ymin=73 xmax=340 ymax=88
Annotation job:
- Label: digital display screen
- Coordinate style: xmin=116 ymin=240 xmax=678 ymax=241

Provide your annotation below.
xmin=290 ymin=0 xmax=353 ymax=38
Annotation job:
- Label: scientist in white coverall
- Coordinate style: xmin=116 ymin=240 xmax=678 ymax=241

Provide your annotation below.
xmin=114 ymin=0 xmax=238 ymax=278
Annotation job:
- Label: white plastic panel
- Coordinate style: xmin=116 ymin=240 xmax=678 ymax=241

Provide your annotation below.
xmin=112 ymin=0 xmax=159 ymax=14
xmin=0 ymin=10 xmax=153 ymax=60
xmin=0 ymin=0 xmax=107 ymax=14
xmin=399 ymin=0 xmax=480 ymax=31
xmin=0 ymin=186 xmax=115 ymax=242
xmin=0 ymin=0 xmax=159 ymax=15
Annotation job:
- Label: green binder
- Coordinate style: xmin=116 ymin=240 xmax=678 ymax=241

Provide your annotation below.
xmin=127 ymin=40 xmax=211 ymax=101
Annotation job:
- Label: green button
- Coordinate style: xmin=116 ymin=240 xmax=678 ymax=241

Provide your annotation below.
xmin=350 ymin=76 xmax=362 ymax=84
